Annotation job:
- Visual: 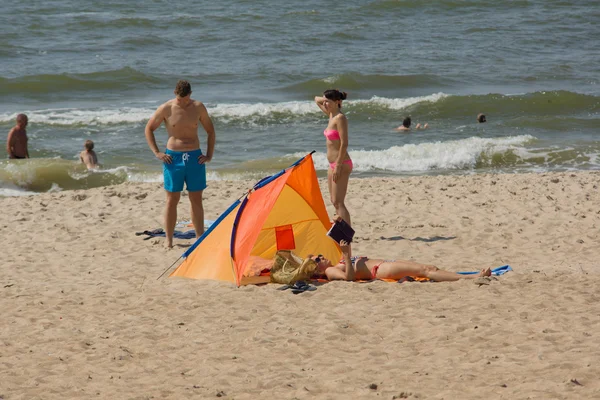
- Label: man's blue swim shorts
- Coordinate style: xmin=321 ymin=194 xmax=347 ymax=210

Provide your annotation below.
xmin=163 ymin=149 xmax=207 ymax=193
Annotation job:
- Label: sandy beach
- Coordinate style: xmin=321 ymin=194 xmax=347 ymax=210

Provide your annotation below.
xmin=2 ymin=171 xmax=600 ymax=399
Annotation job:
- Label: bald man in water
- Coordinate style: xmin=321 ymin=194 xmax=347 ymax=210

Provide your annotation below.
xmin=6 ymin=114 xmax=29 ymax=159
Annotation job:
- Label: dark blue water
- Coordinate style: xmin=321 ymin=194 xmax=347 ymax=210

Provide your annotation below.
xmin=1 ymin=0 xmax=599 ymax=194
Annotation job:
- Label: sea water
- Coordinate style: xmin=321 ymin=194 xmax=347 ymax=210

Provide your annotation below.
xmin=1 ymin=0 xmax=599 ymax=194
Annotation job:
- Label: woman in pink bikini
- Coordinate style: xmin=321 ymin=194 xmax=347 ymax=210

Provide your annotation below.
xmin=314 ymin=89 xmax=353 ymax=226
xmin=311 ymin=240 xmax=492 ymax=282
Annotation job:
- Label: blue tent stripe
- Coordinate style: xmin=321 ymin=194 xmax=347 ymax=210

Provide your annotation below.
xmin=182 ymin=199 xmax=241 ymax=258
xmin=253 ymin=170 xmax=285 ymax=191
xmin=253 ymin=174 xmax=275 ymax=188
xmin=230 ymin=197 xmax=249 ymax=261
xmin=291 ymin=152 xmax=312 ymax=166
xmin=253 ymin=153 xmax=311 ymax=191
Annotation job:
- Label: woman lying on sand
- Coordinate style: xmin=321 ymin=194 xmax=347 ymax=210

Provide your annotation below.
xmin=311 ymin=240 xmax=491 ymax=281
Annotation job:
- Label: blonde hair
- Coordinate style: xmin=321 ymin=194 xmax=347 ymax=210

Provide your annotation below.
xmin=270 ymin=251 xmax=318 ymax=284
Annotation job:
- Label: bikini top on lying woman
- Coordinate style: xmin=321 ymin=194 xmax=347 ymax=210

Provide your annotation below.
xmin=338 ymin=256 xmax=394 ymax=279
xmin=324 ymin=129 xmax=341 ymax=141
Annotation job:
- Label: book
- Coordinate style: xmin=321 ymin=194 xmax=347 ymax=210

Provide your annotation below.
xmin=327 ymin=219 xmax=355 ymax=243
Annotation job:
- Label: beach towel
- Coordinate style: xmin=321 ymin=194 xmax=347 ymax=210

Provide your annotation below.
xmin=175 ymin=219 xmax=215 ymax=229
xmin=458 ymin=265 xmax=512 ymax=276
xmin=136 ymin=219 xmax=216 ymax=240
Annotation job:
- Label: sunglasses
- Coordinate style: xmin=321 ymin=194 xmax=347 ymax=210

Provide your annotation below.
xmin=314 ymin=254 xmax=323 ymax=263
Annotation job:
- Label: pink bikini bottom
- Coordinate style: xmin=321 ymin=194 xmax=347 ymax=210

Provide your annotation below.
xmin=329 ymin=159 xmax=353 ymax=170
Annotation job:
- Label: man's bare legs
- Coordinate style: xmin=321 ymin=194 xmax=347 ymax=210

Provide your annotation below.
xmin=188 ymin=190 xmax=205 ymax=238
xmin=164 ymin=191 xmax=181 ymax=248
xmin=328 ymin=163 xmax=352 ymax=227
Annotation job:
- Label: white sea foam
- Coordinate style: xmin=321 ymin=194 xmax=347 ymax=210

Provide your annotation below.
xmin=209 ymin=101 xmax=316 ymax=118
xmin=352 ymin=93 xmax=448 ymax=110
xmin=124 ymin=170 xmax=249 ymax=184
xmin=0 ymin=93 xmax=448 ymax=126
xmin=0 ymin=183 xmax=36 ymax=197
xmin=127 ymin=172 xmax=163 ymax=183
xmin=47 ymin=183 xmax=63 ymax=193
xmin=0 ymin=107 xmax=156 ymax=126
xmin=307 ymin=135 xmax=536 ymax=172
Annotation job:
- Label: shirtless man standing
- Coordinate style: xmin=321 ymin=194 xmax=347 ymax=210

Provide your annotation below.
xmin=6 ymin=114 xmax=30 ymax=159
xmin=145 ymin=80 xmax=216 ymax=248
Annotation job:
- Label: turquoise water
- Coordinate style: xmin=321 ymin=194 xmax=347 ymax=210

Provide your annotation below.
xmin=1 ymin=0 xmax=599 ymax=194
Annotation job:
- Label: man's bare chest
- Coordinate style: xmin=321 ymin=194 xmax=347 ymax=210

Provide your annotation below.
xmin=15 ymin=130 xmax=28 ymax=142
xmin=166 ymin=109 xmax=198 ymax=129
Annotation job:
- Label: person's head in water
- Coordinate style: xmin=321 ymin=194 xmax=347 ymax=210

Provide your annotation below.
xmin=402 ymin=116 xmax=412 ymax=128
xmin=16 ymin=114 xmax=28 ymax=128
xmin=323 ymin=89 xmax=347 ymax=111
xmin=174 ymin=80 xmax=192 ymax=98
xmin=477 ymin=113 xmax=486 ymax=123
xmin=84 ymin=140 xmax=94 ymax=152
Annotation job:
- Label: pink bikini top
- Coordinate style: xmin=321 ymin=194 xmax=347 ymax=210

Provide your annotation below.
xmin=324 ymin=129 xmax=340 ymax=141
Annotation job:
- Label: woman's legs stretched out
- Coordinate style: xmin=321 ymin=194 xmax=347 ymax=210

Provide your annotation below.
xmin=376 ymin=259 xmax=491 ymax=281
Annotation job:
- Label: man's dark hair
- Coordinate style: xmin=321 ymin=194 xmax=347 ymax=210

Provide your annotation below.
xmin=175 ymin=80 xmax=192 ymax=97
xmin=477 ymin=113 xmax=486 ymax=123
xmin=402 ymin=116 xmax=412 ymax=128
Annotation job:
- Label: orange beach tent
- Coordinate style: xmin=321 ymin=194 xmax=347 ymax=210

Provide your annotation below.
xmin=170 ymin=152 xmax=341 ymax=286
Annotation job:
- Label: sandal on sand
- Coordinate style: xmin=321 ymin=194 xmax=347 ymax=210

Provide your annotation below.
xmin=277 ymin=281 xmax=317 ymax=294
xmin=290 ymin=281 xmax=317 ymax=294
xmin=135 ymin=228 xmax=164 ymax=237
